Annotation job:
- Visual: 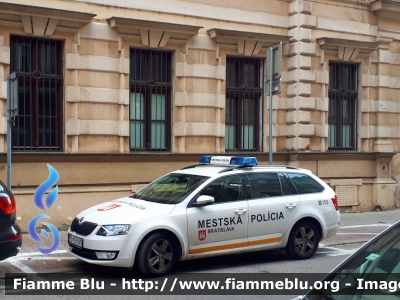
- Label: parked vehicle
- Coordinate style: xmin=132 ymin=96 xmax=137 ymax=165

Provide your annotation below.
xmin=296 ymin=219 xmax=400 ymax=299
xmin=0 ymin=181 xmax=22 ymax=260
xmin=68 ymin=156 xmax=340 ymax=275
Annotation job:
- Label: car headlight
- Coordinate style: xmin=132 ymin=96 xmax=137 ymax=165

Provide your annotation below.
xmin=96 ymin=224 xmax=131 ymax=237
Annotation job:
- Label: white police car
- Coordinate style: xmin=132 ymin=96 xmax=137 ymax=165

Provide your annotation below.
xmin=68 ymin=156 xmax=340 ymax=275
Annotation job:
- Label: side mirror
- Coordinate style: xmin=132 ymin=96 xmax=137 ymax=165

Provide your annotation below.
xmin=193 ymin=195 xmax=214 ymax=207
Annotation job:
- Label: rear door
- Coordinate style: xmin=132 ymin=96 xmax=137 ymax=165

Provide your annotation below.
xmin=247 ymin=172 xmax=299 ymax=246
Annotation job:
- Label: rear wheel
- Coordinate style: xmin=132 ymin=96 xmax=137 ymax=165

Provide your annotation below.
xmin=286 ymin=221 xmax=319 ymax=259
xmin=137 ymin=232 xmax=177 ymax=276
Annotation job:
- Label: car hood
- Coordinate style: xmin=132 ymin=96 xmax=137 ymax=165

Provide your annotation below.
xmin=75 ymin=197 xmax=176 ymax=225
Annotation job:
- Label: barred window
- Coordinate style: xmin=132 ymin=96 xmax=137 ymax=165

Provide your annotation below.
xmin=129 ymin=49 xmax=172 ymax=152
xmin=225 ymin=57 xmax=263 ymax=152
xmin=328 ymin=62 xmax=358 ymax=151
xmin=10 ymin=36 xmax=64 ymax=151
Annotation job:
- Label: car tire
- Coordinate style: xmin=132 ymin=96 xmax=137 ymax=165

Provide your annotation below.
xmin=137 ymin=232 xmax=177 ymax=276
xmin=285 ymin=221 xmax=320 ymax=260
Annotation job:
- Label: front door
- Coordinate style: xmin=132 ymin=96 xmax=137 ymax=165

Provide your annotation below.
xmin=187 ymin=174 xmax=249 ymax=254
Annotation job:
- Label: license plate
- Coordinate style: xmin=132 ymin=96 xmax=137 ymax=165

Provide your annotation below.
xmin=68 ymin=234 xmax=83 ymax=248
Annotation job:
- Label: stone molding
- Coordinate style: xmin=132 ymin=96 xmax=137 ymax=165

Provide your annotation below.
xmin=108 ymin=17 xmax=202 ymax=48
xmin=208 ymin=28 xmax=291 ymax=56
xmin=317 ymin=37 xmax=381 ymax=61
xmin=0 ymin=2 xmax=95 ymax=35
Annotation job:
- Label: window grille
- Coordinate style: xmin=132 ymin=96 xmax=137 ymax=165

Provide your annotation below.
xmin=10 ymin=36 xmax=64 ymax=151
xmin=328 ymin=62 xmax=358 ymax=151
xmin=225 ymin=57 xmax=263 ymax=152
xmin=129 ymin=49 xmax=172 ymax=152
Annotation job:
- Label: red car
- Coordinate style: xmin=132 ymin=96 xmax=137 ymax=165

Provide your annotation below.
xmin=0 ymin=181 xmax=22 ymax=260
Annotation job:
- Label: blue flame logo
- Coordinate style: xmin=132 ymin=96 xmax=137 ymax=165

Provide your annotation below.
xmin=28 ymin=164 xmax=60 ymax=254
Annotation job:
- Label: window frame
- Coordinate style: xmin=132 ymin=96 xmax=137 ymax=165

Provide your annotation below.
xmin=247 ymin=172 xmax=283 ymax=199
xmin=10 ymin=35 xmax=64 ymax=152
xmin=328 ymin=62 xmax=359 ymax=151
xmin=286 ymin=173 xmax=325 ymax=195
xmin=225 ymin=56 xmax=264 ymax=152
xmin=194 ymin=174 xmax=246 ymax=205
xmin=129 ymin=48 xmax=173 ymax=152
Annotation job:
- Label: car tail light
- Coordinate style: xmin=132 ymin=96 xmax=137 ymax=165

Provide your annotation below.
xmin=0 ymin=196 xmax=16 ymax=215
xmin=331 ymin=195 xmax=339 ymax=211
xmin=8 ymin=233 xmax=21 ymax=242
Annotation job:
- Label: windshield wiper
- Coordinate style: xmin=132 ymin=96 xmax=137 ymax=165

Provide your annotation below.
xmin=129 ymin=193 xmax=137 ymax=198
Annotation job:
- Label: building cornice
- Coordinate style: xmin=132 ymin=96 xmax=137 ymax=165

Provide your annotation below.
xmin=371 ymin=0 xmax=400 ymax=20
xmin=108 ymin=17 xmax=202 ymax=47
xmin=0 ymin=2 xmax=95 ymax=35
xmin=317 ymin=37 xmax=381 ymax=60
xmin=208 ymin=28 xmax=291 ymax=56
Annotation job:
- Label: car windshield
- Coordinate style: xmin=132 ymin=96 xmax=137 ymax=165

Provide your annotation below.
xmin=131 ymin=173 xmax=209 ymax=204
xmin=306 ymin=222 xmax=400 ymax=300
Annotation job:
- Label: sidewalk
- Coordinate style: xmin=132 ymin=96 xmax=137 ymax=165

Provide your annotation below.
xmin=1 ymin=209 xmax=399 ymax=275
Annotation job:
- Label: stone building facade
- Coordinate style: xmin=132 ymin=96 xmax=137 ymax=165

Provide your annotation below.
xmin=0 ymin=0 xmax=399 ymax=231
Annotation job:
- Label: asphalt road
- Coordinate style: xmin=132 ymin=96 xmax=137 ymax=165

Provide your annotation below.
xmin=1 ymin=209 xmax=399 ymax=300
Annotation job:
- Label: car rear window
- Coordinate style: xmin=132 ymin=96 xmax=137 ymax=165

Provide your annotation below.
xmin=286 ymin=173 xmax=324 ymax=194
xmin=248 ymin=173 xmax=282 ymax=198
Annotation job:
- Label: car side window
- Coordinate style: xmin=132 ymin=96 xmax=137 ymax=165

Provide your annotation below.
xmin=199 ymin=175 xmax=243 ymax=204
xmin=286 ymin=173 xmax=324 ymax=194
xmin=248 ymin=173 xmax=282 ymax=199
xmin=278 ymin=173 xmax=295 ymax=195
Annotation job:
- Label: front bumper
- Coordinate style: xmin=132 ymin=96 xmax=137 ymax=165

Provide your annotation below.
xmin=67 ymin=230 xmax=139 ymax=267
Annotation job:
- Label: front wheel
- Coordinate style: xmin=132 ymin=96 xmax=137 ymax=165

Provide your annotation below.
xmin=137 ymin=232 xmax=177 ymax=276
xmin=285 ymin=221 xmax=319 ymax=260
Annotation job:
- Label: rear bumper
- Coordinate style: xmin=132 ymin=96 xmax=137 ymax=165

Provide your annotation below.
xmin=322 ymin=222 xmax=340 ymax=240
xmin=0 ymin=236 xmax=22 ymax=261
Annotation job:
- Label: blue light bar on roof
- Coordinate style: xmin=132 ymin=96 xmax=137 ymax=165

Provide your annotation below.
xmin=199 ymin=156 xmax=258 ymax=167
xmin=230 ymin=157 xmax=258 ymax=166
xmin=199 ymin=156 xmax=212 ymax=164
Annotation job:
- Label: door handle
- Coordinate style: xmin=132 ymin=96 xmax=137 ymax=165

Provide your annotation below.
xmin=285 ymin=203 xmax=297 ymax=209
xmin=235 ymin=209 xmax=248 ymax=215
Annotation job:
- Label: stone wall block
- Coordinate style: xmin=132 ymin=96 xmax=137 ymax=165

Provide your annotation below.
xmin=0 ymin=46 xmax=10 ymax=64
xmin=289 ymin=0 xmax=312 ymax=15
xmin=66 ymin=86 xmax=79 ymax=103
xmin=119 ymin=57 xmax=129 ymax=74
xmin=0 ymin=116 xmax=6 ymax=134
xmin=298 ymin=124 xmax=315 ymax=137
xmin=175 ymin=91 xmax=187 ymax=107
xmin=316 ymin=70 xmax=329 ymax=84
xmin=66 ymin=53 xmax=80 ymax=70
xmin=316 ymin=124 xmax=328 ymax=137
xmin=175 ymin=62 xmax=187 ymax=77
xmin=378 ymin=50 xmax=392 ymax=64
xmin=0 ymin=81 xmax=6 ymax=100
xmin=298 ymin=96 xmax=316 ymax=110
xmin=290 ymin=14 xmax=317 ymax=29
xmin=289 ymin=27 xmax=312 ymax=43
xmin=288 ymin=55 xmax=312 ymax=70
xmin=174 ymin=121 xmax=186 ymax=136
xmin=119 ymin=120 xmax=129 ymax=136
xmin=360 ymin=125 xmax=374 ymax=138
xmin=120 ymin=89 xmax=129 ymax=105
xmin=189 ymin=35 xmax=217 ymax=51
xmin=299 ymin=69 xmax=316 ymax=83
xmin=80 ymin=23 xmax=119 ymax=41
xmin=66 ymin=118 xmax=80 ymax=136
xmin=287 ymin=110 xmax=311 ymax=124
xmin=316 ymin=97 xmax=329 ymax=111
xmin=286 ymin=137 xmax=311 ymax=150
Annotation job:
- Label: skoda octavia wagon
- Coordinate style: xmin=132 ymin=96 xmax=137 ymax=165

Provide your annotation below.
xmin=68 ymin=156 xmax=340 ymax=275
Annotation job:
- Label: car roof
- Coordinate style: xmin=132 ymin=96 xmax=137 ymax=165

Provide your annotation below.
xmin=171 ymin=165 xmax=313 ymax=177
